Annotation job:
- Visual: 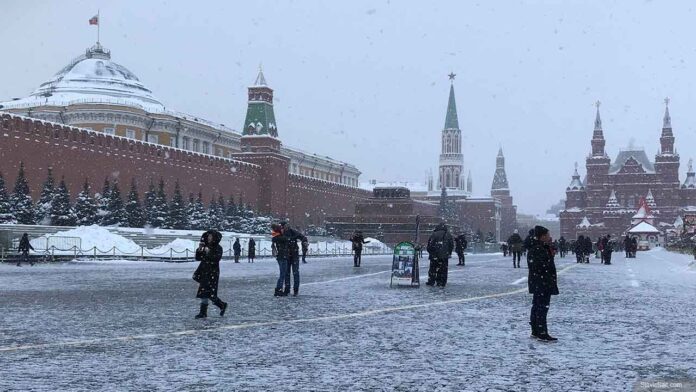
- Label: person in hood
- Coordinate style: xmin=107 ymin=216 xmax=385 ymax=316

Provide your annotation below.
xmin=192 ymin=230 xmax=228 ymax=319
xmin=233 ymin=238 xmax=242 ymax=263
xmin=527 ymin=225 xmax=559 ymax=342
xmin=426 ymin=222 xmax=454 ymax=287
xmin=17 ymin=233 xmax=34 ymax=267
xmin=508 ymin=229 xmax=523 ymax=268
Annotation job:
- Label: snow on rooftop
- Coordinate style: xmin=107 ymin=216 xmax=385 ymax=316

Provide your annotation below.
xmin=628 ymin=221 xmax=660 ymax=234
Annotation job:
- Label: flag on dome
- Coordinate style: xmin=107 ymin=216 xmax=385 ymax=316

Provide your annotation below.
xmin=89 ymin=15 xmax=99 ymax=25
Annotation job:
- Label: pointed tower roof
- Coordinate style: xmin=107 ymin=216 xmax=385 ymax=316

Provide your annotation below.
xmin=645 ymin=189 xmax=658 ymax=209
xmin=254 ymin=65 xmax=268 ymax=86
xmin=594 ymin=101 xmax=602 ymax=131
xmin=491 ymin=147 xmax=509 ymax=190
xmin=605 ymin=190 xmax=621 ymax=209
xmin=683 ymin=158 xmax=696 ymax=189
xmin=444 ymin=78 xmax=459 ymax=130
xmin=663 ymin=97 xmax=672 ymax=128
xmin=567 ymin=162 xmax=584 ymax=190
xmin=243 ymin=66 xmax=277 ymax=137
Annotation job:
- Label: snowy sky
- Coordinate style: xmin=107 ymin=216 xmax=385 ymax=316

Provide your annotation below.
xmin=2 ymin=0 xmax=695 ymax=215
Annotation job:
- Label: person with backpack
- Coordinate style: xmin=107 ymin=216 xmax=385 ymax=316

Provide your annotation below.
xmin=17 ymin=233 xmax=34 ymax=267
xmin=233 ymin=238 xmax=241 ymax=263
xmin=192 ymin=230 xmax=228 ymax=319
xmin=508 ymin=229 xmax=524 ymax=268
xmin=248 ymin=238 xmax=256 ymax=263
xmin=426 ymin=223 xmax=454 ymax=287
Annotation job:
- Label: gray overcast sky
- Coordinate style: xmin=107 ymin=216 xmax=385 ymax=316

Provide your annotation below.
xmin=2 ymin=0 xmax=695 ymax=215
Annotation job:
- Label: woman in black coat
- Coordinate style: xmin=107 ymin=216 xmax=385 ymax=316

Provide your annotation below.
xmin=528 ymin=226 xmax=559 ymax=342
xmin=193 ymin=230 xmax=228 ymax=319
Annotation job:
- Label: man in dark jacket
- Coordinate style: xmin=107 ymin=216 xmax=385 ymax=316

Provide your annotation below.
xmin=17 ymin=233 xmax=34 ymax=267
xmin=558 ymin=236 xmax=567 ymax=258
xmin=454 ymin=233 xmax=467 ymax=266
xmin=271 ymin=223 xmax=289 ymax=296
xmin=602 ymin=235 xmax=613 ymax=265
xmin=584 ymin=236 xmax=593 ymax=263
xmin=426 ymin=223 xmax=454 ymax=287
xmin=527 ymin=225 xmax=559 ymax=342
xmin=508 ymin=229 xmax=523 ymax=268
xmin=575 ymin=235 xmax=585 ymax=263
xmin=281 ymin=221 xmax=307 ymax=296
xmin=248 ymin=238 xmax=256 ymax=263
xmin=350 ymin=231 xmax=370 ymax=267
xmin=623 ymin=235 xmax=631 ymax=258
xmin=233 ymin=238 xmax=242 ymax=263
xmin=193 ymin=230 xmax=228 ymax=319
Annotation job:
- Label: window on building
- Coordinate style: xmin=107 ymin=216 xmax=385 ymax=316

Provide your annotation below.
xmin=202 ymin=141 xmax=210 ymax=154
xmin=192 ymin=139 xmax=200 ymax=152
xmin=104 ymin=127 xmax=115 ymax=135
xmin=126 ymin=129 xmax=136 ymax=139
xmin=148 ymin=134 xmax=159 ymax=144
xmin=215 ymin=148 xmax=222 ymax=156
xmin=170 ymin=138 xmax=176 ymax=148
xmin=182 ymin=137 xmax=190 ymax=150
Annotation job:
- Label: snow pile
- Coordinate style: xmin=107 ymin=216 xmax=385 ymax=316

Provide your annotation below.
xmin=147 ymin=239 xmax=198 ymax=256
xmin=34 ymin=225 xmax=141 ymax=254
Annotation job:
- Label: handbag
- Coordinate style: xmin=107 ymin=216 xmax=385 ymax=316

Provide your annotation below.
xmin=192 ymin=264 xmax=202 ymax=283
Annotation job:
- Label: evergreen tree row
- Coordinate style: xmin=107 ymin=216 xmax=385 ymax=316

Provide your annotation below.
xmin=0 ymin=162 xmax=271 ymax=233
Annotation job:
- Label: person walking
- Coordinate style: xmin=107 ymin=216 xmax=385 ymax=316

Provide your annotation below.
xmin=271 ymin=223 xmax=289 ymax=297
xmin=350 ymin=230 xmax=370 ymax=267
xmin=301 ymin=238 xmax=309 ymax=264
xmin=248 ymin=238 xmax=256 ymax=263
xmin=426 ymin=222 xmax=454 ymax=287
xmin=17 ymin=233 xmax=34 ymax=267
xmin=233 ymin=238 xmax=241 ymax=263
xmin=630 ymin=237 xmax=638 ymax=258
xmin=623 ymin=235 xmax=631 ymax=258
xmin=281 ymin=221 xmax=307 ymax=296
xmin=508 ymin=229 xmax=523 ymax=268
xmin=558 ymin=236 xmax=567 ymax=258
xmin=192 ymin=230 xmax=228 ymax=319
xmin=575 ymin=235 xmax=585 ymax=263
xmin=602 ymin=235 xmax=613 ymax=265
xmin=454 ymin=233 xmax=467 ymax=266
xmin=584 ymin=236 xmax=593 ymax=263
xmin=527 ymin=225 xmax=559 ymax=342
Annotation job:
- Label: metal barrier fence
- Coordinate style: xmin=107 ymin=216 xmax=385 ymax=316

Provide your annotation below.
xmin=0 ymin=241 xmax=392 ymax=263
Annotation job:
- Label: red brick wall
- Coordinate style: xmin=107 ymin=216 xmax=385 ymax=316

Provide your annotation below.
xmin=287 ymin=174 xmax=371 ymax=228
xmin=0 ymin=114 xmax=260 ymax=206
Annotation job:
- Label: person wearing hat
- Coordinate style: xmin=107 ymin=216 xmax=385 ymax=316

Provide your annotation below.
xmin=192 ymin=230 xmax=228 ymax=319
xmin=527 ymin=225 xmax=559 ymax=342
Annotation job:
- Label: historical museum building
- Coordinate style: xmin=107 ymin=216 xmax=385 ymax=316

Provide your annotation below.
xmin=560 ymin=102 xmax=696 ymax=240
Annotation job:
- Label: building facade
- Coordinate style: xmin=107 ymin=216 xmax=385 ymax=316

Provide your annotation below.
xmin=0 ymin=42 xmax=361 ymax=187
xmin=560 ymin=101 xmax=696 ymax=240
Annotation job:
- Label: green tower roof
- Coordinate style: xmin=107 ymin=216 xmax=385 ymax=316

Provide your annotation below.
xmin=444 ymin=83 xmax=459 ymax=130
xmin=243 ymin=68 xmax=278 ymax=137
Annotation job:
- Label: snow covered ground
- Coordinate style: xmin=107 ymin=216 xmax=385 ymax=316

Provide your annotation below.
xmin=0 ymin=249 xmax=695 ymax=391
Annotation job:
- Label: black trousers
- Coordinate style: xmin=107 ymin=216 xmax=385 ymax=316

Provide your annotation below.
xmin=354 ymin=249 xmax=362 ymax=266
xmin=512 ymin=251 xmax=521 ymax=267
xmin=234 ymin=254 xmax=240 ymax=263
xmin=530 ymin=292 xmax=551 ymax=335
xmin=604 ymin=251 xmax=612 ymax=264
xmin=456 ymin=252 xmax=465 ymax=265
xmin=427 ymin=258 xmax=448 ymax=286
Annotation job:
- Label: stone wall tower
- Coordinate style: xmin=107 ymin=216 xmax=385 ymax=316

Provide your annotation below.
xmin=234 ymin=67 xmax=290 ymax=217
xmin=437 ymin=73 xmax=465 ymax=192
xmin=491 ymin=147 xmax=517 ymax=236
xmin=585 ymin=101 xmax=611 ymax=209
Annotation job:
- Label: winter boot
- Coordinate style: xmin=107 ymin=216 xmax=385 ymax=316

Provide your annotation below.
xmin=212 ymin=298 xmax=228 ymax=316
xmin=274 ymin=288 xmax=282 ymax=297
xmin=293 ymin=288 xmax=299 ymax=297
xmin=195 ymin=304 xmax=208 ymax=319
xmin=539 ymin=333 xmax=558 ymax=342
